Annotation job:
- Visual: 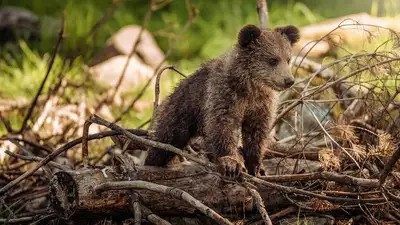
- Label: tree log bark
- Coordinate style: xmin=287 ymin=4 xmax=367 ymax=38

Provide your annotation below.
xmin=50 ymin=158 xmax=322 ymax=219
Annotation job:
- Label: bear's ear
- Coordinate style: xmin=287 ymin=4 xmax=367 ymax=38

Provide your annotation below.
xmin=238 ymin=24 xmax=261 ymax=48
xmin=275 ymin=25 xmax=300 ymax=45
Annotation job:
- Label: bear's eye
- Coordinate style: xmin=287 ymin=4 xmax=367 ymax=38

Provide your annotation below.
xmin=287 ymin=58 xmax=291 ymax=64
xmin=268 ymin=57 xmax=279 ymax=66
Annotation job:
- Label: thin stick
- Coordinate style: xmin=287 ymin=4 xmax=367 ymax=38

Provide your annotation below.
xmin=261 ymin=171 xmax=379 ymax=187
xmin=7 ymin=138 xmax=34 ymax=156
xmin=106 ymin=0 xmax=157 ymax=104
xmin=18 ymin=12 xmax=65 ymax=133
xmin=303 ymin=103 xmax=360 ymax=168
xmin=0 ymin=216 xmax=38 ymax=224
xmin=85 ymin=0 xmax=120 ymax=41
xmin=380 ymin=144 xmax=400 ymax=185
xmin=5 ymin=150 xmax=67 ymax=171
xmin=152 ymin=65 xmax=186 ymax=125
xmin=114 ymin=2 xmax=197 ymax=123
xmin=0 ymin=129 xmax=146 ymax=195
xmin=152 ymin=65 xmax=175 ymax=122
xmin=256 ymin=0 xmax=269 ymax=29
xmin=270 ymin=57 xmax=400 ymax=132
xmin=245 ymin=183 xmax=272 ymax=225
xmin=131 ymin=193 xmax=141 ymax=225
xmin=244 ymin=174 xmax=384 ymax=204
xmin=82 ymin=120 xmax=92 ymax=168
xmin=4 ymin=137 xmax=53 ymax=153
xmin=141 ymin=205 xmax=172 ymax=225
xmin=0 ymin=111 xmax=13 ymax=132
xmin=89 ymin=114 xmax=213 ymax=168
xmin=95 ymin=180 xmax=233 ymax=225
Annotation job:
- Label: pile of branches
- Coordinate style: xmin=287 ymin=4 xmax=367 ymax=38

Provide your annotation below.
xmin=1 ymin=0 xmax=400 ymax=224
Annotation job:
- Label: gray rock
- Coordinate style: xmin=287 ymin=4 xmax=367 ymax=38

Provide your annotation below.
xmin=88 ymin=25 xmax=166 ymax=92
xmin=0 ymin=6 xmax=40 ymax=44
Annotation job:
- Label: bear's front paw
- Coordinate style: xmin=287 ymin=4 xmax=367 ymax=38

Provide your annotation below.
xmin=248 ymin=163 xmax=266 ymax=177
xmin=217 ymin=156 xmax=247 ymax=179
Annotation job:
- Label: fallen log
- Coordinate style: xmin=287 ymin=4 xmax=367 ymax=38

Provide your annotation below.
xmin=49 ymin=158 xmax=322 ymax=219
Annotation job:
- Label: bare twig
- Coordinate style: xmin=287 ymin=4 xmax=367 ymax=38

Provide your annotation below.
xmin=245 ymin=174 xmax=384 ymax=204
xmin=261 ymin=171 xmax=379 ymax=187
xmin=105 ymin=0 xmax=158 ymax=105
xmin=5 ymin=150 xmax=67 ymax=171
xmin=82 ymin=120 xmax=92 ymax=168
xmin=245 ymin=183 xmax=272 ymax=225
xmin=256 ymin=0 xmax=269 ymax=29
xmin=95 ymin=180 xmax=233 ymax=225
xmin=304 ymin=103 xmax=361 ymax=168
xmin=3 ymin=137 xmax=53 ymax=153
xmin=89 ymin=114 xmax=213 ymax=168
xmin=152 ymin=65 xmax=186 ymax=124
xmin=271 ymin=57 xmax=400 ymax=132
xmin=250 ymin=206 xmax=299 ymax=225
xmin=114 ymin=1 xmax=197 ymax=123
xmin=0 ymin=129 xmax=146 ymax=195
xmin=141 ymin=205 xmax=171 ymax=225
xmin=0 ymin=216 xmax=38 ymax=224
xmin=270 ymin=206 xmax=298 ymax=221
xmin=18 ymin=12 xmax=65 ymax=133
xmin=131 ymin=193 xmax=141 ymax=225
xmin=0 ymin=112 xmax=13 ymax=132
xmin=85 ymin=0 xmax=120 ymax=41
xmin=380 ymin=144 xmax=400 ymax=185
xmin=7 ymin=138 xmax=34 ymax=156
xmin=292 ymin=56 xmax=334 ymax=79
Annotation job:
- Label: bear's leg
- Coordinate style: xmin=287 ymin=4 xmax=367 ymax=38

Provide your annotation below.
xmin=144 ymin=115 xmax=191 ymax=167
xmin=241 ymin=115 xmax=269 ymax=176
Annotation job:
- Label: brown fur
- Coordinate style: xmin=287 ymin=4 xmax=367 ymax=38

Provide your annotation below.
xmin=145 ymin=24 xmax=300 ymax=176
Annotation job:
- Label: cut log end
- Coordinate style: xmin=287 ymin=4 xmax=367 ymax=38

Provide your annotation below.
xmin=50 ymin=172 xmax=78 ymax=219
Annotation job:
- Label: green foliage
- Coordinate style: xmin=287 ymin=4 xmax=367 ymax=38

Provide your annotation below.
xmin=0 ymin=41 xmax=85 ymax=98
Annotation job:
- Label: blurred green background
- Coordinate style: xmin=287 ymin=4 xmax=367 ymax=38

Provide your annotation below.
xmin=1 ymin=0 xmax=396 ymax=63
xmin=0 ymin=0 xmax=399 ymax=132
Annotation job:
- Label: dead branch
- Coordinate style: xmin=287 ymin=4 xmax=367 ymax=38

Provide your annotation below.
xmin=244 ymin=174 xmax=384 ymax=204
xmin=152 ymin=65 xmax=187 ymax=124
xmin=18 ymin=12 xmax=65 ymax=133
xmin=82 ymin=120 xmax=92 ymax=167
xmin=245 ymin=183 xmax=272 ymax=225
xmin=131 ymin=193 xmax=141 ymax=225
xmin=96 ymin=181 xmax=234 ymax=225
xmin=0 ymin=216 xmax=39 ymax=224
xmin=5 ymin=150 xmax=67 ymax=171
xmin=272 ymin=57 xmax=400 ymax=132
xmin=256 ymin=0 xmax=269 ymax=29
xmin=0 ymin=129 xmax=146 ymax=195
xmin=106 ymin=0 xmax=157 ymax=105
xmin=0 ymin=111 xmax=12 ymax=132
xmin=261 ymin=171 xmax=379 ymax=187
xmin=141 ymin=205 xmax=172 ymax=225
xmin=114 ymin=1 xmax=197 ymax=123
xmin=89 ymin=114 xmax=213 ymax=168
xmin=292 ymin=56 xmax=334 ymax=79
xmin=380 ymin=144 xmax=400 ymax=185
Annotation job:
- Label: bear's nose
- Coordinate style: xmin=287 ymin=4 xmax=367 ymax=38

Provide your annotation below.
xmin=284 ymin=78 xmax=295 ymax=88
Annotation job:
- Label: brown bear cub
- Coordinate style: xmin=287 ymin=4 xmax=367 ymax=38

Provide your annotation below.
xmin=145 ymin=24 xmax=300 ymax=177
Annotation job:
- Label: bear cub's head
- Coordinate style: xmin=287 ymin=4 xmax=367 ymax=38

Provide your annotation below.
xmin=237 ymin=24 xmax=300 ymax=91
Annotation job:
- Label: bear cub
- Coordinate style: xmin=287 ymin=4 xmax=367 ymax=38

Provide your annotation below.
xmin=145 ymin=24 xmax=300 ymax=177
